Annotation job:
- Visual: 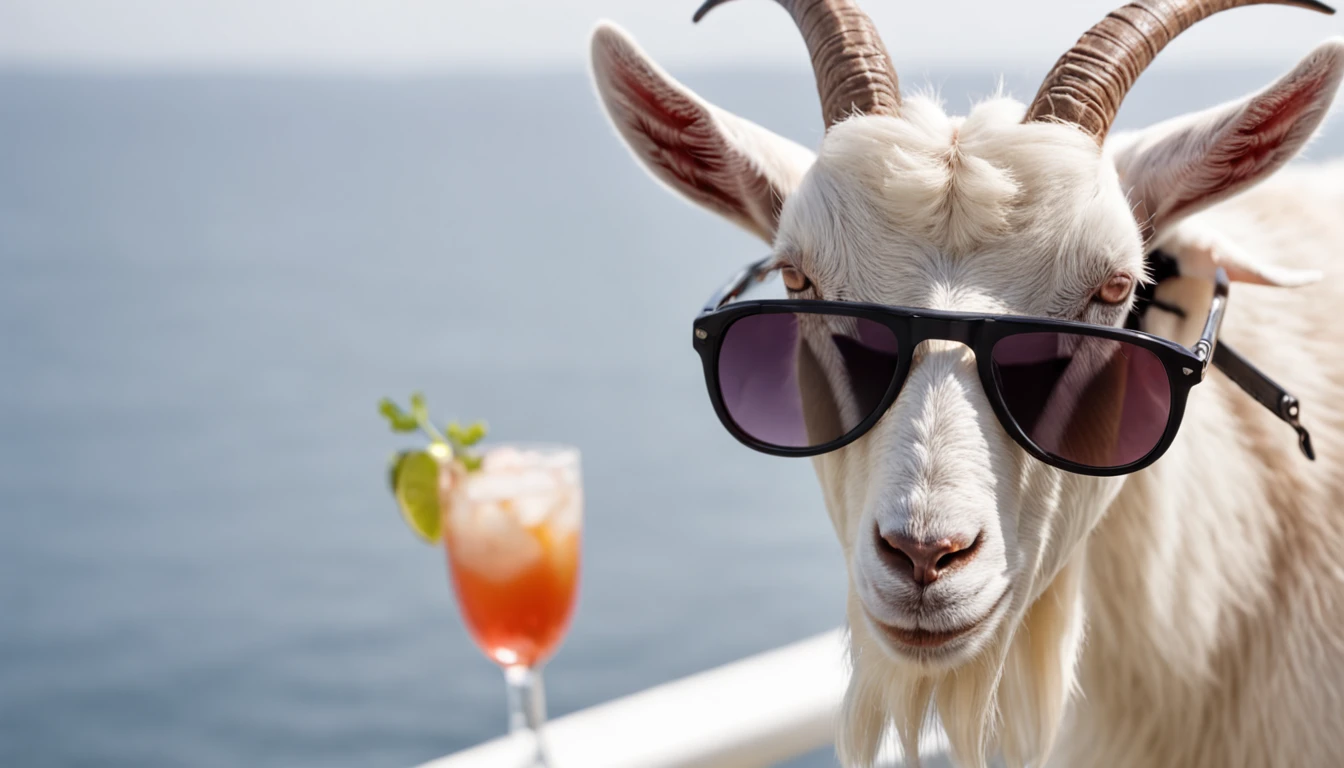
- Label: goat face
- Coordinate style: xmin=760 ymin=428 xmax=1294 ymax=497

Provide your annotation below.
xmin=592 ymin=1 xmax=1344 ymax=762
xmin=781 ymin=102 xmax=1140 ymax=669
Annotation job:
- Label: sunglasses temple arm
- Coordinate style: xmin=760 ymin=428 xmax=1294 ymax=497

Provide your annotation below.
xmin=1211 ymin=342 xmax=1315 ymax=461
xmin=701 ymin=256 xmax=776 ymax=314
xmin=1188 ymin=267 xmax=1313 ymax=459
xmin=1192 ymin=267 xmax=1230 ymax=369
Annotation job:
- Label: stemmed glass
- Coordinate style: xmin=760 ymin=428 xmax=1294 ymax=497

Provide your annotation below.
xmin=439 ymin=444 xmax=582 ymax=767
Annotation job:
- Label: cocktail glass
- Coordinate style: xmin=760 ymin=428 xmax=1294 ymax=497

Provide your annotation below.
xmin=440 ymin=444 xmax=582 ymax=767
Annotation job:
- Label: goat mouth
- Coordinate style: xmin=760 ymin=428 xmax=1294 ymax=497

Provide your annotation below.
xmin=871 ymin=617 xmax=980 ymax=649
xmin=867 ymin=590 xmax=1009 ymax=653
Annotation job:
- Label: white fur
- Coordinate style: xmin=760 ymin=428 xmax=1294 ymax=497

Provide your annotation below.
xmin=591 ymin=20 xmax=1344 ymax=768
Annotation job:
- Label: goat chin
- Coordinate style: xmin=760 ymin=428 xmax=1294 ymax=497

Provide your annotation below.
xmin=839 ymin=555 xmax=1085 ymax=768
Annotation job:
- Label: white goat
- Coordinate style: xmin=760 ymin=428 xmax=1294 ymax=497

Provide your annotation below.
xmin=591 ymin=1 xmax=1344 ymax=766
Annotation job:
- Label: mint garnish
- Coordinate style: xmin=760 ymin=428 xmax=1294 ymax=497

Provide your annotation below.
xmin=378 ymin=392 xmax=487 ymax=471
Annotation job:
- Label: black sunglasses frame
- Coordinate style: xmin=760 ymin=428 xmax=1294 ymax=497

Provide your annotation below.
xmin=692 ymin=257 xmax=1229 ymax=477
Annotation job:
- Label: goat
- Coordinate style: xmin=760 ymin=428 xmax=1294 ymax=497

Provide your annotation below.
xmin=590 ymin=1 xmax=1344 ymax=766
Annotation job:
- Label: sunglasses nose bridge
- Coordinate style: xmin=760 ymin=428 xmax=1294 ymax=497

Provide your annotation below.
xmin=908 ymin=316 xmax=978 ymax=364
xmin=910 ymin=315 xmax=976 ymax=347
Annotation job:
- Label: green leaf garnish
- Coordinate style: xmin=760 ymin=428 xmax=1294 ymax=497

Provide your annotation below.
xmin=447 ymin=420 xmax=488 ymax=448
xmin=410 ymin=392 xmax=429 ymax=423
xmin=378 ymin=398 xmax=420 ymax=432
xmin=378 ymin=394 xmax=487 ymax=472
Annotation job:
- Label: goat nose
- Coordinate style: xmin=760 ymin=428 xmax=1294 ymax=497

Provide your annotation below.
xmin=876 ymin=529 xmax=982 ymax=587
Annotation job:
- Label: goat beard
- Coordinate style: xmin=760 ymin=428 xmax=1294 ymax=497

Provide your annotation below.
xmin=837 ymin=555 xmax=1086 ymax=768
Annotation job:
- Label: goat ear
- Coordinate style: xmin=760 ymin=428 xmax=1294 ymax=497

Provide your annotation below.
xmin=1112 ymin=38 xmax=1344 ymax=243
xmin=590 ymin=22 xmax=814 ymax=244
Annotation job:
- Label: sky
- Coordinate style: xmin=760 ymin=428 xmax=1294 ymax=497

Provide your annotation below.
xmin=1 ymin=0 xmax=1342 ymax=74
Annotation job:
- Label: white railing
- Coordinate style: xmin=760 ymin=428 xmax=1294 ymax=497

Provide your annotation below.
xmin=419 ymin=628 xmax=947 ymax=768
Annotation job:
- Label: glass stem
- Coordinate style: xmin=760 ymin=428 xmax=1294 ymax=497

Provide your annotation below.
xmin=504 ymin=665 xmax=550 ymax=766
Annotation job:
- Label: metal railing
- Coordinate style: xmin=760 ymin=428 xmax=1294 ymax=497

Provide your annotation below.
xmin=419 ymin=628 xmax=947 ymax=768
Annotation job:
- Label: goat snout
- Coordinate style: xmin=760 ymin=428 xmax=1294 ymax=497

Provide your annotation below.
xmin=876 ymin=527 xmax=982 ymax=586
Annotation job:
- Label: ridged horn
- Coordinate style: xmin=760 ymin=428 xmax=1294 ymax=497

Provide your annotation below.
xmin=693 ymin=0 xmax=901 ymax=127
xmin=1025 ymin=0 xmax=1335 ymax=142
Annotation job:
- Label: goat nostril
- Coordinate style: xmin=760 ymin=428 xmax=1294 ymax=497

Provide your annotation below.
xmin=874 ymin=524 xmax=916 ymax=580
xmin=877 ymin=528 xmax=982 ymax=587
xmin=934 ymin=532 xmax=983 ymax=572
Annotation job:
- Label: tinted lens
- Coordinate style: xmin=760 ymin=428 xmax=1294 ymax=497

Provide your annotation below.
xmin=991 ymin=332 xmax=1172 ymax=468
xmin=716 ymin=312 xmax=900 ymax=449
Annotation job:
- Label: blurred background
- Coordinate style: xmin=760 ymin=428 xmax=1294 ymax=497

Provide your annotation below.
xmin=3 ymin=2 xmax=1343 ymax=767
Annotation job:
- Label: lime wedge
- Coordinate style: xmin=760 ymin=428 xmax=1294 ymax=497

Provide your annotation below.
xmin=389 ymin=449 xmax=444 ymax=543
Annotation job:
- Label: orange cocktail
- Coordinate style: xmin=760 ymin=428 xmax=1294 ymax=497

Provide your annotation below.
xmin=441 ymin=445 xmax=582 ymax=669
xmin=378 ymin=391 xmax=577 ymax=767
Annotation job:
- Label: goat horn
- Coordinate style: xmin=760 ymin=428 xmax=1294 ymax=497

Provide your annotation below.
xmin=1025 ymin=0 xmax=1335 ymax=143
xmin=693 ymin=0 xmax=901 ymax=127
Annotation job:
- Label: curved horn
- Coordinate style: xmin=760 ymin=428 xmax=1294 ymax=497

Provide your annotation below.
xmin=1025 ymin=0 xmax=1335 ymax=142
xmin=693 ymin=0 xmax=900 ymax=127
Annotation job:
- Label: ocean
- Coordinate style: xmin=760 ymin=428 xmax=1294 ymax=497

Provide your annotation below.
xmin=2 ymin=63 xmax=1340 ymax=768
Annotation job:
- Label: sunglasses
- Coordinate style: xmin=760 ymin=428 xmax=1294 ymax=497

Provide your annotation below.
xmin=692 ymin=256 xmax=1255 ymax=477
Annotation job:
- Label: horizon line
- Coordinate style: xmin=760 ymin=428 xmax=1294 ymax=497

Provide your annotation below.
xmin=0 ymin=55 xmax=1301 ymax=80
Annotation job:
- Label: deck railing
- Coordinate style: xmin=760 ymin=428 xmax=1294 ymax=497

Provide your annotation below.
xmin=418 ymin=628 xmax=947 ymax=768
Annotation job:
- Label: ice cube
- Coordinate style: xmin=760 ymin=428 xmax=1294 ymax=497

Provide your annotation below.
xmin=546 ymin=488 xmax=583 ymax=533
xmin=447 ymin=498 xmax=543 ymax=582
xmin=481 ymin=445 xmax=527 ymax=471
xmin=511 ymin=490 xmax=554 ymax=528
